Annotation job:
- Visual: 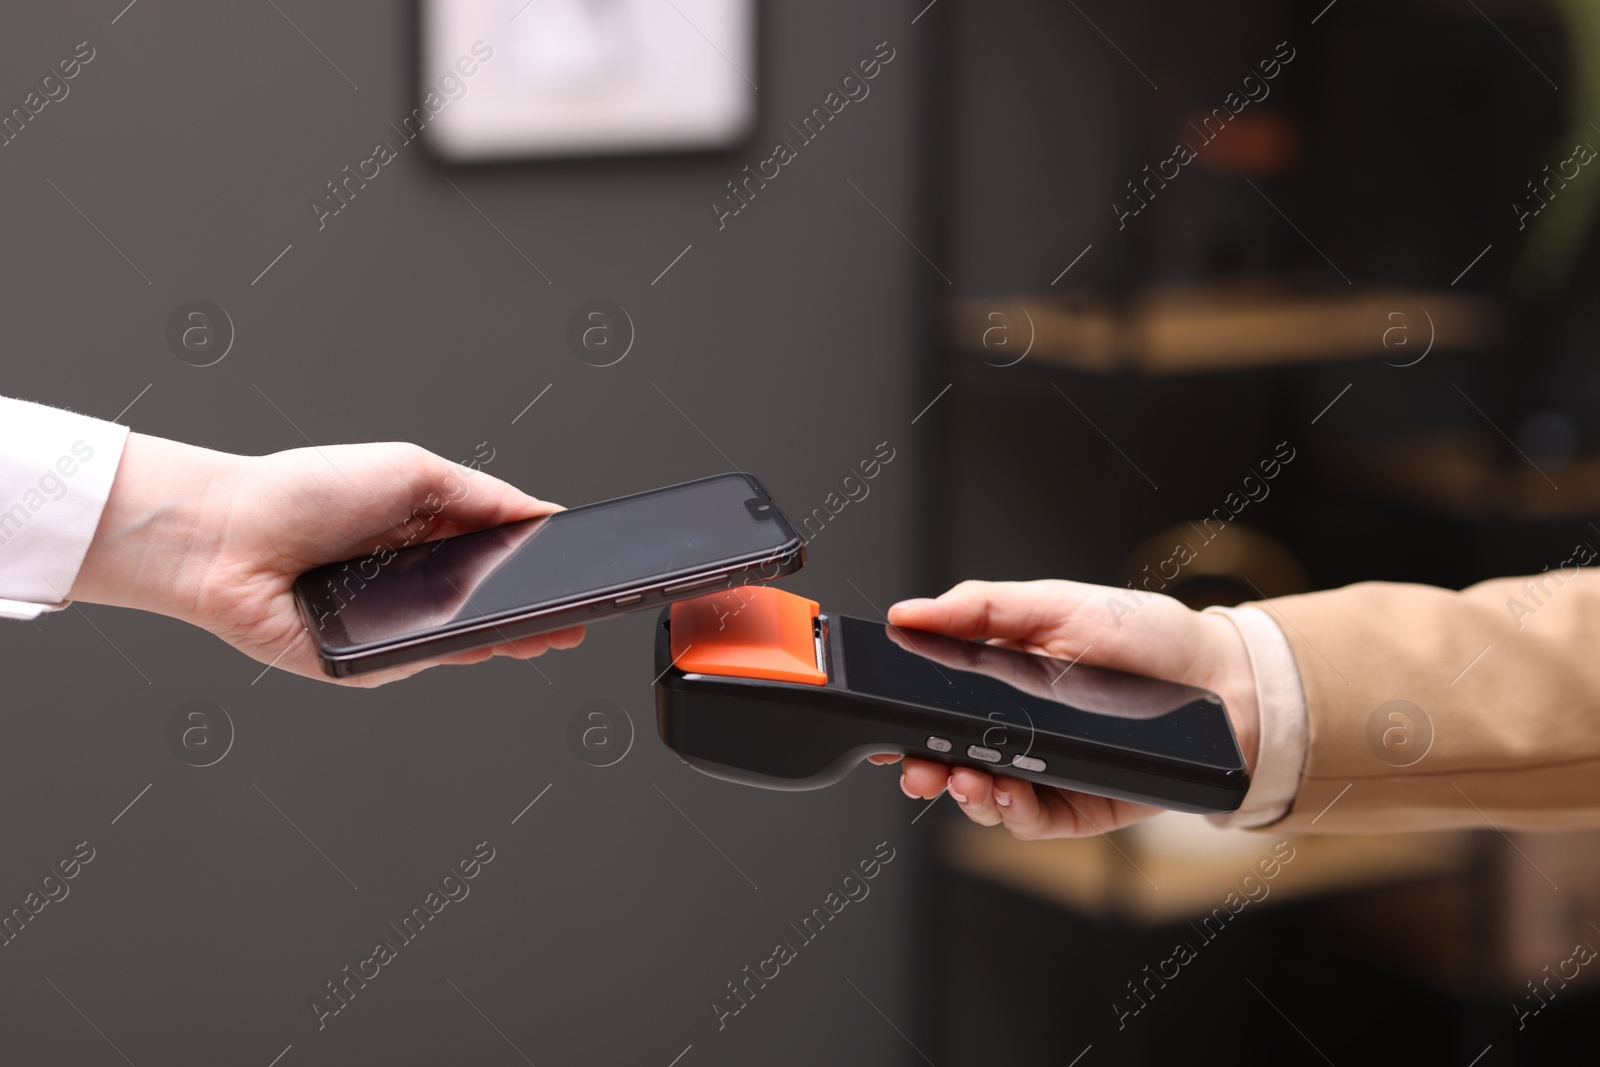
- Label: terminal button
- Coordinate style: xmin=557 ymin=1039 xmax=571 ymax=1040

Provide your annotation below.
xmin=926 ymin=736 xmax=952 ymax=753
xmin=1011 ymin=754 xmax=1047 ymax=773
xmin=967 ymin=745 xmax=1002 ymax=764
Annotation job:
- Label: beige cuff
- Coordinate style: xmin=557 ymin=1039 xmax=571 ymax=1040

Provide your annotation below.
xmin=1202 ymin=604 xmax=1308 ymax=829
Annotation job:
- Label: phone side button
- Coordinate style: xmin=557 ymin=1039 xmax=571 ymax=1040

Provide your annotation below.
xmin=662 ymin=574 xmax=728 ymax=594
xmin=926 ymin=736 xmax=953 ymax=753
xmin=1011 ymin=754 xmax=1047 ymax=773
xmin=966 ymin=745 xmax=1002 ymax=764
xmin=614 ymin=594 xmax=645 ymax=606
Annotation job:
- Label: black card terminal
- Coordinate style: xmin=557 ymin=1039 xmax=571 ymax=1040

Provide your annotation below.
xmin=654 ymin=588 xmax=1250 ymax=814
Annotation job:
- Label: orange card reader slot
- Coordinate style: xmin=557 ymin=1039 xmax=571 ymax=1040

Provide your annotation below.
xmin=669 ymin=587 xmax=827 ymax=686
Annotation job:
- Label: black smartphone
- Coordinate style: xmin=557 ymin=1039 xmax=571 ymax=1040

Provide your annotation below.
xmin=295 ymin=472 xmax=804 ymax=678
xmin=655 ymin=591 xmax=1248 ymax=814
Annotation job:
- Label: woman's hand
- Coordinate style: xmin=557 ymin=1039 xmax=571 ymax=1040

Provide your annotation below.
xmin=874 ymin=579 xmax=1258 ymax=838
xmin=70 ymin=433 xmax=583 ymax=687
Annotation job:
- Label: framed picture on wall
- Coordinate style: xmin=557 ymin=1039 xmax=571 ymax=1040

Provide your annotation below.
xmin=419 ymin=0 xmax=757 ymax=161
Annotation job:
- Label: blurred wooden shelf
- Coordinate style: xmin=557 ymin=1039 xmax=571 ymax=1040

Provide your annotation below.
xmin=948 ymin=283 xmax=1502 ymax=375
xmin=944 ymin=812 xmax=1600 ymax=997
xmin=1336 ymin=431 xmax=1600 ymax=521
xmin=942 ymin=811 xmax=1473 ymax=924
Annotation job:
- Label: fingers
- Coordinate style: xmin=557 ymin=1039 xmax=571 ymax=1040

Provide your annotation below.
xmin=989 ymin=777 xmax=1055 ymax=840
xmin=947 ymin=766 xmax=1004 ymax=826
xmin=880 ymin=756 xmax=1094 ymax=840
xmin=900 ymin=757 xmax=951 ymax=798
xmin=488 ymin=624 xmax=585 ymax=660
xmin=866 ymin=753 xmax=902 ymax=766
xmin=878 ymin=747 xmax=1159 ymax=840
xmin=331 ymin=644 xmax=498 ymax=688
xmin=492 ymin=634 xmax=552 ymax=660
xmin=887 ymin=579 xmax=1081 ymax=644
xmin=320 ymin=626 xmax=586 ymax=688
xmin=891 ymin=760 xmax=1033 ymax=832
xmin=542 ymin=625 xmax=587 ymax=651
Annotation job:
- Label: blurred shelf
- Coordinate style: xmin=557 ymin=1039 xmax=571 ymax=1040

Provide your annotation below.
xmin=948 ymin=282 xmax=1502 ymax=375
xmin=1334 ymin=430 xmax=1600 ymax=521
xmin=942 ymin=811 xmax=1473 ymax=924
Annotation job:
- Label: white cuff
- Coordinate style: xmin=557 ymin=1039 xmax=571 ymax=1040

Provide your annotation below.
xmin=0 ymin=397 xmax=130 ymax=617
xmin=1202 ymin=604 xmax=1308 ymax=829
xmin=0 ymin=597 xmax=56 ymax=620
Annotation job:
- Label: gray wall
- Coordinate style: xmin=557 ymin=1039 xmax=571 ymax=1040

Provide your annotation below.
xmin=0 ymin=2 xmax=931 ymax=1064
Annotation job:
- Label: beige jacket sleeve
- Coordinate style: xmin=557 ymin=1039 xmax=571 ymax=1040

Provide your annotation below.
xmin=1252 ymin=568 xmax=1600 ymax=834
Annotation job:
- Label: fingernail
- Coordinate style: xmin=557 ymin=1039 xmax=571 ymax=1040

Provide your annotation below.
xmin=949 ymin=786 xmax=969 ymax=804
xmin=993 ymin=789 xmax=1012 ymax=808
xmin=892 ymin=598 xmax=935 ymax=613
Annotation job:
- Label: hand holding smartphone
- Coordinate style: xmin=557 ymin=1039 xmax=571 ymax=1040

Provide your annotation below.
xmin=294 ymin=473 xmax=804 ymax=677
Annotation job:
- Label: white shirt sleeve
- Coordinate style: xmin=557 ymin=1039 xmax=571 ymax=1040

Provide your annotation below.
xmin=0 ymin=397 xmax=130 ymax=619
xmin=1202 ymin=604 xmax=1309 ymax=829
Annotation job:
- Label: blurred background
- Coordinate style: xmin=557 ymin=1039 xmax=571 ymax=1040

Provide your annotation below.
xmin=1 ymin=0 xmax=1598 ymax=1063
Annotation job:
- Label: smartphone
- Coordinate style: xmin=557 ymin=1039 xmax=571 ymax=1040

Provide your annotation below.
xmin=655 ymin=589 xmax=1249 ymax=814
xmin=295 ymin=472 xmax=804 ymax=677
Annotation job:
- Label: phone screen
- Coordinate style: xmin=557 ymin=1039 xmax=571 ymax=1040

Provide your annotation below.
xmin=834 ymin=616 xmax=1240 ymax=768
xmin=299 ymin=473 xmax=799 ymax=650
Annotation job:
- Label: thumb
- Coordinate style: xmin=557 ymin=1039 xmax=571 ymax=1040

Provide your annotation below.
xmin=414 ymin=450 xmax=560 ymax=531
